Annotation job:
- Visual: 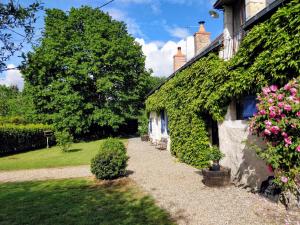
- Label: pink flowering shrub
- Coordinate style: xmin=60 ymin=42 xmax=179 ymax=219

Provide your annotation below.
xmin=250 ymin=78 xmax=300 ymax=191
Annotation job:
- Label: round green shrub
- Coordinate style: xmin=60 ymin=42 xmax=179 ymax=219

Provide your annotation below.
xmin=91 ymin=138 xmax=129 ymax=180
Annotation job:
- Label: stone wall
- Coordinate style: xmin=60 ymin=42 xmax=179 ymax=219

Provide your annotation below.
xmin=218 ymin=102 xmax=273 ymax=190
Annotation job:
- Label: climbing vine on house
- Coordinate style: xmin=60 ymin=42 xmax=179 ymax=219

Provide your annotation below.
xmin=146 ymin=0 xmax=300 ymax=168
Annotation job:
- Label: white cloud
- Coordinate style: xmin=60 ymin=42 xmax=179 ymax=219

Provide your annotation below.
xmin=166 ymin=26 xmax=191 ymax=39
xmin=106 ymin=8 xmax=144 ymax=37
xmin=0 ymin=64 xmax=24 ymax=90
xmin=136 ymin=36 xmax=195 ymax=77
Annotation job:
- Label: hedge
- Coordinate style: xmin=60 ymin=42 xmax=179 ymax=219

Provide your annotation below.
xmin=0 ymin=124 xmax=54 ymax=155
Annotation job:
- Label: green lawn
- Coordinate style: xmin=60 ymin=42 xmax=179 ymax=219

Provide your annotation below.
xmin=0 ymin=139 xmax=125 ymax=171
xmin=0 ymin=178 xmax=175 ymax=225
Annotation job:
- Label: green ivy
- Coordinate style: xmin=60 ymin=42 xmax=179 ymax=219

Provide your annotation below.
xmin=146 ymin=0 xmax=300 ymax=168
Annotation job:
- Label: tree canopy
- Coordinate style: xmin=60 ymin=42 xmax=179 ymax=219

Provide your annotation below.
xmin=21 ymin=7 xmax=152 ymax=136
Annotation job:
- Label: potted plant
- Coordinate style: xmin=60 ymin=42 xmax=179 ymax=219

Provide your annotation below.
xmin=138 ymin=111 xmax=149 ymax=142
xmin=209 ymin=146 xmax=225 ymax=171
xmin=202 ymin=146 xmax=230 ymax=187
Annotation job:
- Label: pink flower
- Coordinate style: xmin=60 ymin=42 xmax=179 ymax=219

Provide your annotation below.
xmin=296 ymin=146 xmax=300 ymax=152
xmin=284 ymin=83 xmax=291 ymax=91
xmin=291 ymin=124 xmax=296 ymax=128
xmin=284 ymin=137 xmax=292 ymax=145
xmin=267 ymin=165 xmax=273 ymax=173
xmin=259 ymin=109 xmax=266 ymax=115
xmin=264 ymin=129 xmax=271 ymax=136
xmin=281 ymin=114 xmax=286 ymax=118
xmin=269 ymin=111 xmax=276 ymax=118
xmin=281 ymin=176 xmax=288 ymax=183
xmin=268 ymin=98 xmax=274 ymax=103
xmin=277 ymin=94 xmax=284 ymax=101
xmin=284 ymin=104 xmax=292 ymax=111
xmin=269 ymin=106 xmax=276 ymax=111
xmin=270 ymin=126 xmax=280 ymax=134
xmin=278 ymin=102 xmax=284 ymax=108
xmin=281 ymin=132 xmax=288 ymax=138
xmin=263 ymin=87 xmax=271 ymax=95
xmin=264 ymin=120 xmax=272 ymax=126
xmin=270 ymin=85 xmax=278 ymax=92
xmin=296 ymin=111 xmax=300 ymax=117
xmin=290 ymin=87 xmax=297 ymax=96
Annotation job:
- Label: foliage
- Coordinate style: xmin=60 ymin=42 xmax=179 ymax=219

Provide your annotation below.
xmin=0 ymin=85 xmax=33 ymax=118
xmin=91 ymin=138 xmax=128 ymax=180
xmin=148 ymin=76 xmax=167 ymax=91
xmin=146 ymin=54 xmax=226 ymax=168
xmin=0 ymin=139 xmax=127 ymax=171
xmin=55 ymin=130 xmax=73 ymax=152
xmin=21 ymin=7 xmax=151 ymax=137
xmin=146 ymin=1 xmax=300 ymax=168
xmin=0 ymin=178 xmax=175 ymax=225
xmin=0 ymin=115 xmax=27 ymax=125
xmin=209 ymin=146 xmax=225 ymax=162
xmin=0 ymin=123 xmax=53 ymax=155
xmin=0 ymin=0 xmax=42 ymax=71
xmin=137 ymin=110 xmax=148 ymax=135
xmin=249 ymin=78 xmax=300 ymax=191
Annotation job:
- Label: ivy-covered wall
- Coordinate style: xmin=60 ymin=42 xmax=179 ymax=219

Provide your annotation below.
xmin=146 ymin=0 xmax=300 ymax=168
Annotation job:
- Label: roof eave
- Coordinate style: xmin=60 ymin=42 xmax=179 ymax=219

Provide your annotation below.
xmin=213 ymin=0 xmax=235 ymax=9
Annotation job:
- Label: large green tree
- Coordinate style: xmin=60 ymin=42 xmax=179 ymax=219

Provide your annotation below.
xmin=21 ymin=7 xmax=151 ymax=136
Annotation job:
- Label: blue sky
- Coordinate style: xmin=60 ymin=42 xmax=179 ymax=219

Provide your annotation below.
xmin=1 ymin=0 xmax=223 ymax=88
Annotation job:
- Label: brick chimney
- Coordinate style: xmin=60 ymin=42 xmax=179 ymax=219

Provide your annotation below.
xmin=194 ymin=21 xmax=211 ymax=55
xmin=173 ymin=47 xmax=186 ymax=72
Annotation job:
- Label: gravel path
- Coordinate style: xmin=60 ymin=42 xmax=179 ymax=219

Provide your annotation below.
xmin=127 ymin=138 xmax=299 ymax=225
xmin=0 ymin=165 xmax=91 ymax=182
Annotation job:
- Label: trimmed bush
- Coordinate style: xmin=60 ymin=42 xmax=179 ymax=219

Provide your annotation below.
xmin=0 ymin=124 xmax=54 ymax=155
xmin=91 ymin=138 xmax=128 ymax=180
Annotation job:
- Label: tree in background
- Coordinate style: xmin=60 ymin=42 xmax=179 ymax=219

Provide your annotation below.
xmin=148 ymin=76 xmax=166 ymax=91
xmin=21 ymin=7 xmax=152 ymax=137
xmin=0 ymin=0 xmax=42 ymax=72
xmin=0 ymin=85 xmax=34 ymax=120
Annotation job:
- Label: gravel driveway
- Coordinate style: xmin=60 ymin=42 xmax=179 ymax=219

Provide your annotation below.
xmin=127 ymin=138 xmax=299 ymax=225
xmin=0 ymin=165 xmax=91 ymax=182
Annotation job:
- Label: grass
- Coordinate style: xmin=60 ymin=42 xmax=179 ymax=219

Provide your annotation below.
xmin=0 ymin=178 xmax=175 ymax=225
xmin=0 ymin=139 xmax=126 ymax=171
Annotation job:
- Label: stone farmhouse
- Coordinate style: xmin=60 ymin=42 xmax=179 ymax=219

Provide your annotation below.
xmin=147 ymin=0 xmax=289 ymax=189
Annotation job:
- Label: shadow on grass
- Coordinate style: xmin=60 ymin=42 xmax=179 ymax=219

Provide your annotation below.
xmin=65 ymin=148 xmax=82 ymax=153
xmin=0 ymin=178 xmax=175 ymax=225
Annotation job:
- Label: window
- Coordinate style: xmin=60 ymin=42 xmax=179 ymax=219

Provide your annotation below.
xmin=160 ymin=111 xmax=166 ymax=134
xmin=236 ymin=95 xmax=257 ymax=120
xmin=166 ymin=113 xmax=169 ymax=135
xmin=149 ymin=118 xmax=152 ymax=133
